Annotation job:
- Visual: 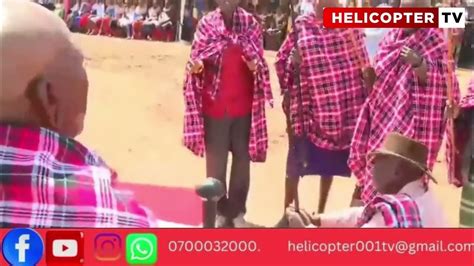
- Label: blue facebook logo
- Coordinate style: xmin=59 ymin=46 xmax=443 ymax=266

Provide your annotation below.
xmin=2 ymin=228 xmax=44 ymax=266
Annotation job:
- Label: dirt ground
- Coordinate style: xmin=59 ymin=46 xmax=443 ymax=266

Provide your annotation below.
xmin=74 ymin=34 xmax=472 ymax=227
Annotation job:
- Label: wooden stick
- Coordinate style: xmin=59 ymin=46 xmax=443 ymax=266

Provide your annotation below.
xmin=445 ymin=0 xmax=457 ymax=180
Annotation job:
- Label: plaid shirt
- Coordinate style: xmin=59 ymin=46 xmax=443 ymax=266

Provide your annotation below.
xmin=275 ymin=15 xmax=369 ymax=150
xmin=0 ymin=124 xmax=156 ymax=228
xmin=357 ymin=194 xmax=423 ymax=228
xmin=349 ymin=29 xmax=461 ymax=203
xmin=182 ymin=7 xmax=273 ymax=162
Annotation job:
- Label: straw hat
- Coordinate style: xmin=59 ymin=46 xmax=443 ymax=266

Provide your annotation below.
xmin=368 ymin=133 xmax=437 ymax=184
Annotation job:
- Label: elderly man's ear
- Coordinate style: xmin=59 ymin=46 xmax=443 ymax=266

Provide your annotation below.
xmin=28 ymin=77 xmax=60 ymax=132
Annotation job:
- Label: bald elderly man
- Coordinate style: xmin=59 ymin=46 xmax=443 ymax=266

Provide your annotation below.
xmin=349 ymin=0 xmax=461 ymax=204
xmin=0 ymin=0 xmax=157 ymax=227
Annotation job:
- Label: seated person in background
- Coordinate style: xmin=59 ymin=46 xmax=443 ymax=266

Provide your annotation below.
xmin=66 ymin=0 xmax=92 ymax=30
xmin=286 ymin=133 xmax=448 ymax=228
xmin=118 ymin=2 xmax=136 ymax=39
xmin=79 ymin=0 xmax=95 ymax=32
xmin=87 ymin=0 xmax=106 ymax=34
xmin=97 ymin=0 xmax=118 ymax=36
xmin=0 ymin=0 xmax=157 ymax=228
xmin=143 ymin=0 xmax=162 ymax=40
xmin=132 ymin=0 xmax=149 ymax=39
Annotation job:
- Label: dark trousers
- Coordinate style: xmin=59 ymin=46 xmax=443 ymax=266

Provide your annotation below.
xmin=204 ymin=115 xmax=251 ymax=219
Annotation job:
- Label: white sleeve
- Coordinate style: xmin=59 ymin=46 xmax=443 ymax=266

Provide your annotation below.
xmin=360 ymin=212 xmax=390 ymax=228
xmin=320 ymin=207 xmax=364 ymax=228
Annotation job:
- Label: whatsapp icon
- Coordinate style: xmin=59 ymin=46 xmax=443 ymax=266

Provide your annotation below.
xmin=126 ymin=233 xmax=157 ymax=265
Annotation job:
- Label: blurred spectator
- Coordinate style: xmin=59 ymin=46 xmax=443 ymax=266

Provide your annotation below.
xmin=118 ymin=1 xmax=135 ymax=39
xmin=38 ymin=0 xmax=56 ymax=11
xmin=54 ymin=0 xmax=66 ymax=18
xmin=78 ymin=0 xmax=94 ymax=32
xmin=300 ymin=0 xmax=314 ymax=15
xmin=87 ymin=0 xmax=106 ymax=34
xmin=142 ymin=0 xmax=162 ymax=40
xmin=132 ymin=0 xmax=148 ymax=39
xmin=96 ymin=0 xmax=118 ymax=36
xmin=162 ymin=0 xmax=177 ymax=41
xmin=66 ymin=0 xmax=92 ymax=31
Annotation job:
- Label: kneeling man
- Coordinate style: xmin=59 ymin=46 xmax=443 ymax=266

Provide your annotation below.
xmin=286 ymin=133 xmax=448 ymax=228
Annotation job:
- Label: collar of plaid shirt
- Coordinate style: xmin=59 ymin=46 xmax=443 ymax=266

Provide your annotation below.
xmin=182 ymin=7 xmax=273 ymax=163
xmin=357 ymin=181 xmax=424 ymax=228
xmin=349 ymin=28 xmax=461 ymax=204
xmin=0 ymin=124 xmax=156 ymax=228
xmin=275 ymin=14 xmax=369 ymax=150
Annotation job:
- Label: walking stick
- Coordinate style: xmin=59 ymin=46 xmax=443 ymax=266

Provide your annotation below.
xmin=287 ymin=2 xmax=307 ymax=212
xmin=445 ymin=0 xmax=458 ymax=183
xmin=195 ymin=178 xmax=225 ymax=228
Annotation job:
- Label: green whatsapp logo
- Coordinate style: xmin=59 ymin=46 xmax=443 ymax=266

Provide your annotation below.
xmin=126 ymin=233 xmax=157 ymax=265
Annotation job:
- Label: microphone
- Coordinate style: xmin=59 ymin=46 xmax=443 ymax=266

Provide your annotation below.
xmin=195 ymin=178 xmax=225 ymax=228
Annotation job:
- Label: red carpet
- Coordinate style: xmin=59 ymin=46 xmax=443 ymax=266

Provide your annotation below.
xmin=117 ymin=182 xmax=203 ymax=226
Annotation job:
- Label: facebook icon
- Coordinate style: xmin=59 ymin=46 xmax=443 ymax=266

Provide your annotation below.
xmin=2 ymin=228 xmax=43 ymax=266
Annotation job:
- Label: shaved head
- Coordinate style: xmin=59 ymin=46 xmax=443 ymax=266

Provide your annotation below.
xmin=1 ymin=0 xmax=88 ymax=137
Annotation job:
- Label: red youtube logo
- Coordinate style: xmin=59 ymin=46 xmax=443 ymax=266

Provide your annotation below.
xmin=46 ymin=231 xmax=84 ymax=265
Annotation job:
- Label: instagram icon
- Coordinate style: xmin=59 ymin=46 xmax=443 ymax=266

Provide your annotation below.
xmin=94 ymin=233 xmax=122 ymax=261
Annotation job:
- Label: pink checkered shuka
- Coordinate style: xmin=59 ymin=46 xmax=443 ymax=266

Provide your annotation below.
xmin=349 ymin=29 xmax=461 ymax=203
xmin=0 ymin=124 xmax=156 ymax=228
xmin=182 ymin=7 xmax=273 ymax=162
xmin=275 ymin=15 xmax=369 ymax=150
xmin=357 ymin=194 xmax=423 ymax=228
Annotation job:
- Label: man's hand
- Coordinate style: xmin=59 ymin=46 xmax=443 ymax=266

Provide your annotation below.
xmin=291 ymin=48 xmax=302 ymax=65
xmin=242 ymin=56 xmax=258 ymax=73
xmin=362 ymin=67 xmax=376 ymax=93
xmin=285 ymin=207 xmax=321 ymax=228
xmin=189 ymin=60 xmax=204 ymax=74
xmin=445 ymin=101 xmax=461 ymax=120
xmin=400 ymin=46 xmax=423 ymax=67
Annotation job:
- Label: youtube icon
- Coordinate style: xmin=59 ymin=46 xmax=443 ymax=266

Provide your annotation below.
xmin=46 ymin=231 xmax=84 ymax=265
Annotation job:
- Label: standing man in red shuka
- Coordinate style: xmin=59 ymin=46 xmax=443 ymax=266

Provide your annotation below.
xmin=182 ymin=0 xmax=273 ymax=228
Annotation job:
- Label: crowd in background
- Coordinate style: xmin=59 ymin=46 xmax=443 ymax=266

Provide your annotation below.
xmin=35 ymin=0 xmax=473 ymax=62
xmin=36 ymin=0 xmax=179 ymax=41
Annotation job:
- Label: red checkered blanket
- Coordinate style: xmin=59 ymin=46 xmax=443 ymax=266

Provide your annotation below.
xmin=182 ymin=8 xmax=273 ymax=162
xmin=0 ymin=124 xmax=156 ymax=228
xmin=349 ymin=29 xmax=460 ymax=203
xmin=275 ymin=15 xmax=369 ymax=150
xmin=357 ymin=194 xmax=423 ymax=228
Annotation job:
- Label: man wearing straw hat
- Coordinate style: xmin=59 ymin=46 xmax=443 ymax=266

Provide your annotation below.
xmin=286 ymin=133 xmax=448 ymax=228
xmin=0 ymin=0 xmax=158 ymax=227
xmin=349 ymin=0 xmax=461 ymax=205
xmin=275 ymin=0 xmax=373 ymax=223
